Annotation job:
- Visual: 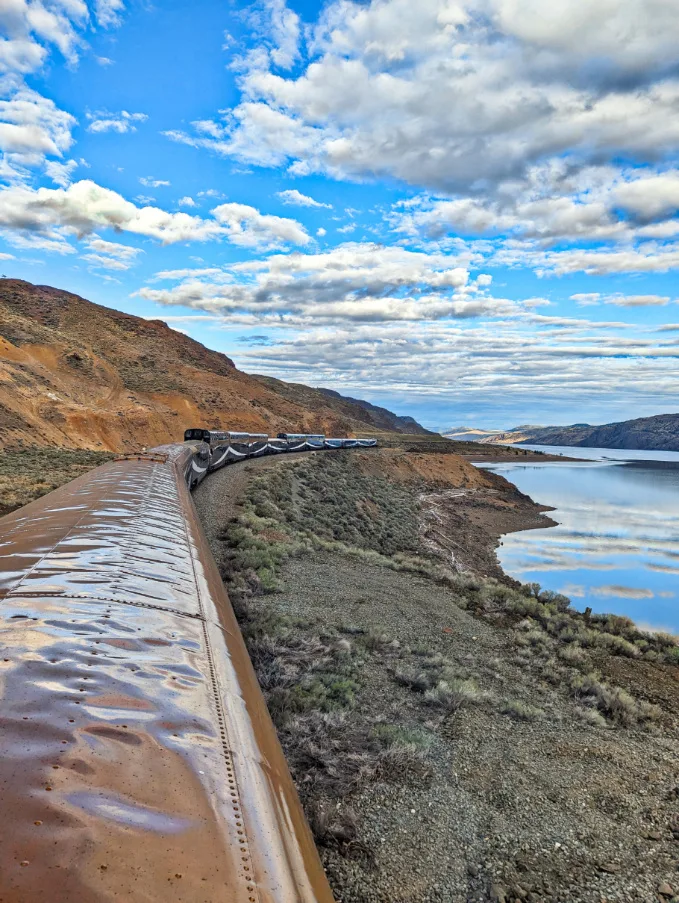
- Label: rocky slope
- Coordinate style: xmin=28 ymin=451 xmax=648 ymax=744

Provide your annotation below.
xmin=253 ymin=376 xmax=430 ymax=436
xmin=0 ymin=279 xmax=420 ymax=451
xmin=444 ymin=415 xmax=679 ymax=451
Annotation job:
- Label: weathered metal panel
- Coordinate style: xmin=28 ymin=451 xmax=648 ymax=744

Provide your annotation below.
xmin=0 ymin=444 xmax=334 ymax=903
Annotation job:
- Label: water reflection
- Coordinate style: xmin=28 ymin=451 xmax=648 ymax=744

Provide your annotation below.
xmin=483 ymin=447 xmax=679 ymax=631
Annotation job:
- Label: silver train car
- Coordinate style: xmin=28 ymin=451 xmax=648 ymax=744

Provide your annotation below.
xmin=182 ymin=428 xmax=377 ymax=488
xmin=0 ymin=442 xmax=338 ymax=903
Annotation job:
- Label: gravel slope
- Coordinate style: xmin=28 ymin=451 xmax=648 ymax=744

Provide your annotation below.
xmin=193 ymin=452 xmax=679 ymax=903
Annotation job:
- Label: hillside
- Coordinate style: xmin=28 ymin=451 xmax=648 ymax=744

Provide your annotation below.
xmin=444 ymin=415 xmax=679 ymax=451
xmin=253 ymin=376 xmax=430 ymax=436
xmin=0 ymin=279 xmax=418 ymax=451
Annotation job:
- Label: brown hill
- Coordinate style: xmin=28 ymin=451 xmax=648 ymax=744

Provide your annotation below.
xmin=0 ymin=279 xmax=418 ymax=451
xmin=252 ymin=375 xmax=430 ymax=436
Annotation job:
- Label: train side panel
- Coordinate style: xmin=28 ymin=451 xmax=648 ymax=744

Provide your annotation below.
xmin=0 ymin=446 xmax=334 ymax=903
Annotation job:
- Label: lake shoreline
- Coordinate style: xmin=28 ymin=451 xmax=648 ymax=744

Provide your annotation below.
xmin=485 ymin=447 xmax=679 ymax=633
xmin=193 ymin=448 xmax=679 ymax=903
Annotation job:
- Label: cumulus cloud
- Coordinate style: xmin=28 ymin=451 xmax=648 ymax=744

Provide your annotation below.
xmin=277 ymin=188 xmax=332 ymax=208
xmin=0 ymin=179 xmax=311 ymax=248
xmin=267 ymin=0 xmax=301 ymax=69
xmin=0 ymin=84 xmax=75 ymax=159
xmin=137 ymin=242 xmax=512 ymax=323
xmin=166 ymin=0 xmax=679 ymax=194
xmin=0 ymin=0 xmax=89 ymax=74
xmin=86 ymin=110 xmax=148 ymax=134
xmin=178 ymin=196 xmax=196 ymax=207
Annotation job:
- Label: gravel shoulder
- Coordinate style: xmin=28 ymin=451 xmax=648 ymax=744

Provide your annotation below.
xmin=193 ymin=450 xmax=679 ymax=903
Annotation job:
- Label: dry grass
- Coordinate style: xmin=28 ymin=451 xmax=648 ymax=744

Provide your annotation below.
xmin=0 ymin=446 xmax=114 ymax=514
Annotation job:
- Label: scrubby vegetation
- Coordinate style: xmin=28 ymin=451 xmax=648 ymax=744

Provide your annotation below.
xmin=0 ymin=446 xmax=115 ymax=514
xmin=220 ymin=454 xmax=675 ymax=775
xmin=203 ymin=451 xmax=679 ymax=902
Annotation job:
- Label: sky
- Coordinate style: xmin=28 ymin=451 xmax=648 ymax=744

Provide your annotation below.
xmin=2 ymin=0 xmax=679 ymax=431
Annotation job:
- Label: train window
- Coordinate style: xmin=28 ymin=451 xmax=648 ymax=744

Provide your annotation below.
xmin=184 ymin=428 xmax=209 ymax=442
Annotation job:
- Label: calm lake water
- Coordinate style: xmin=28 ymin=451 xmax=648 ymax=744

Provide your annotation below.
xmin=481 ymin=446 xmax=679 ymax=633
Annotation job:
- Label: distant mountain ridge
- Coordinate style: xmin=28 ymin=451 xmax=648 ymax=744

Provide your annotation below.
xmin=0 ymin=279 xmax=424 ymax=451
xmin=443 ymin=414 xmax=679 ymax=452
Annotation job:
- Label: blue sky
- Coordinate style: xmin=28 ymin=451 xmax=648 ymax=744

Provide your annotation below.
xmin=2 ymin=0 xmax=679 ymax=431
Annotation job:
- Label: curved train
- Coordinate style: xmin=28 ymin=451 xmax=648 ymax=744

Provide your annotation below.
xmin=182 ymin=428 xmax=378 ymax=489
xmin=0 ymin=429 xmax=377 ymax=903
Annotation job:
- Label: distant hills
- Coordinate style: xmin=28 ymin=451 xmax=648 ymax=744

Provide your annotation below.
xmin=443 ymin=415 xmax=679 ymax=451
xmin=0 ymin=279 xmax=427 ymax=451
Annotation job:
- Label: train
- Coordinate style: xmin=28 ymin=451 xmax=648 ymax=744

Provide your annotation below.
xmin=182 ymin=428 xmax=377 ymax=489
xmin=0 ymin=429 xmax=386 ymax=903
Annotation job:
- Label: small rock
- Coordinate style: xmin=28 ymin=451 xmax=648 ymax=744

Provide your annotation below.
xmin=658 ymin=883 xmax=674 ymax=897
xmin=598 ymin=863 xmax=621 ymax=874
xmin=467 ymin=864 xmax=479 ymax=878
xmin=490 ymin=884 xmax=508 ymax=903
xmin=647 ymin=830 xmax=663 ymax=840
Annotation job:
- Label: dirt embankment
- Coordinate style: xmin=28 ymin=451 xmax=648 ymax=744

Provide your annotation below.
xmin=193 ymin=448 xmax=679 ymax=903
xmin=353 ymin=449 xmax=556 ymax=579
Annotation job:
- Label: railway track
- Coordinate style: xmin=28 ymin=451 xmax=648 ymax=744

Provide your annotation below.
xmin=0 ymin=441 xmax=341 ymax=902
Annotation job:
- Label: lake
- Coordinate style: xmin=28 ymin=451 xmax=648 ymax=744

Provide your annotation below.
xmin=481 ymin=446 xmax=679 ymax=633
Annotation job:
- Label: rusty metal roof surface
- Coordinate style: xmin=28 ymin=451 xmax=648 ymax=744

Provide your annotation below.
xmin=0 ymin=445 xmax=334 ymax=902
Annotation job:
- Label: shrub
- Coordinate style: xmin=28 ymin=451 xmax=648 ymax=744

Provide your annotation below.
xmin=502 ymin=699 xmax=544 ymax=720
xmin=424 ymin=678 xmax=481 ymax=711
xmin=569 ymin=673 xmax=661 ymax=726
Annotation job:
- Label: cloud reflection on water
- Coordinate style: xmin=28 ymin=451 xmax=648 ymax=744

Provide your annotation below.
xmin=487 ymin=452 xmax=679 ymax=630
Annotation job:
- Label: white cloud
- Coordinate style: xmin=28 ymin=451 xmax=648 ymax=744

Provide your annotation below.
xmin=85 ymin=235 xmax=142 ymax=269
xmin=316 ymin=226 xmax=326 ymax=236
xmin=211 ymin=201 xmax=310 ymax=247
xmin=86 ymin=110 xmax=148 ymax=134
xmin=95 ymin=0 xmax=125 ymax=29
xmin=226 ymin=318 xmax=679 ymax=413
xmin=571 ymin=292 xmax=671 ymax=308
xmin=0 ymin=0 xmax=89 ymax=75
xmin=509 ymin=244 xmax=679 ymax=276
xmin=268 ymin=0 xmax=301 ymax=69
xmin=178 ymin=196 xmax=196 ymax=207
xmin=0 ymin=179 xmax=310 ymax=249
xmin=613 ymin=173 xmax=679 ymax=222
xmin=606 ymin=295 xmax=671 ymax=307
xmin=167 ymin=0 xmax=679 ymax=195
xmin=45 ymin=157 xmax=78 ymax=187
xmin=0 ymin=84 xmax=75 ymax=159
xmin=139 ymin=176 xmax=170 ymax=188
xmin=277 ymin=188 xmax=332 ymax=208
xmin=137 ymin=242 xmax=509 ymax=323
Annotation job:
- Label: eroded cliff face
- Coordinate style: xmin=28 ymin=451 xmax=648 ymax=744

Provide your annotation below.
xmin=0 ymin=279 xmax=409 ymax=450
